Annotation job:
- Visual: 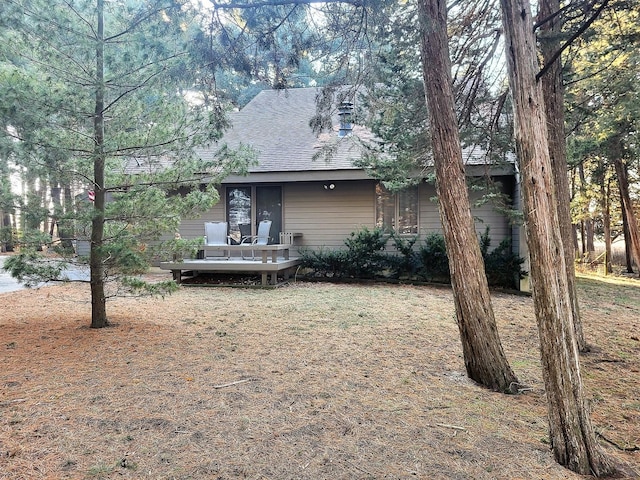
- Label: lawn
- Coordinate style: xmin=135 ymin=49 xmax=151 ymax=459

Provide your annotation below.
xmin=1 ymin=272 xmax=638 ymax=479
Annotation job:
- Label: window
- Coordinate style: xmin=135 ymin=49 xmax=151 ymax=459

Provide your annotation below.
xmin=375 ymin=183 xmax=419 ymax=234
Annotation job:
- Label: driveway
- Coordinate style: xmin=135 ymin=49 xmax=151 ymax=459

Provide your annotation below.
xmin=0 ymin=255 xmax=90 ymax=293
xmin=0 ymin=255 xmax=25 ymax=293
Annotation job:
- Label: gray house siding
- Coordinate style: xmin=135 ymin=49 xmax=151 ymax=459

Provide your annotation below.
xmin=417 ymin=183 xmax=510 ymax=246
xmin=174 ymin=179 xmax=513 ymax=254
xmin=179 ymin=201 xmax=225 ymax=240
xmin=418 ymin=183 xmax=442 ymax=234
xmin=469 ymin=188 xmax=511 ymax=243
xmin=283 ymin=180 xmax=374 ymax=250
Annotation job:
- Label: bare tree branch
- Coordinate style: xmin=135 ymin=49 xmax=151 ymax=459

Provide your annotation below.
xmin=212 ymin=0 xmax=362 ymax=8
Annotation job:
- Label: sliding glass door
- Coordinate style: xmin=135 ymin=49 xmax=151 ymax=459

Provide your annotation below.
xmin=226 ymin=186 xmax=282 ymax=244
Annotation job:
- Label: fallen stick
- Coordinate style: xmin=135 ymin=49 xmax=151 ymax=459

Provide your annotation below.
xmin=212 ymin=378 xmax=255 ymax=389
xmin=434 ymin=423 xmax=467 ymax=431
xmin=0 ymin=398 xmax=27 ymax=406
xmin=596 ymin=431 xmax=640 ymax=452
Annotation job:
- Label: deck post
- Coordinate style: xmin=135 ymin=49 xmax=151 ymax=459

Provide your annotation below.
xmin=172 ymin=270 xmax=181 ymax=284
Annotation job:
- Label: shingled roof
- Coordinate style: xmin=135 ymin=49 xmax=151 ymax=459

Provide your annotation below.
xmin=199 ymin=87 xmax=372 ymax=181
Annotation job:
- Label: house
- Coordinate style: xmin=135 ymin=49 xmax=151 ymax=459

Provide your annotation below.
xmin=175 ymin=86 xmax=525 ymax=285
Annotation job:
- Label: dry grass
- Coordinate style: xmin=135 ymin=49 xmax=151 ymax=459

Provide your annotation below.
xmin=1 ymin=271 xmax=639 ymax=480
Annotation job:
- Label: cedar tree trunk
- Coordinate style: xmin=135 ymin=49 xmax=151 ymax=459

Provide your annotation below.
xmin=620 ymin=190 xmax=635 ymax=273
xmin=600 ymin=177 xmax=612 ymax=274
xmin=498 ymin=0 xmax=613 ymax=474
xmin=614 ymin=155 xmax=640 ymax=274
xmin=417 ymin=0 xmax=518 ymax=393
xmin=538 ymin=0 xmax=587 ymax=350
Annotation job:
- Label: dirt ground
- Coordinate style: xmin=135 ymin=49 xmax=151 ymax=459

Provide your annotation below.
xmin=1 ymin=271 xmax=639 ymax=479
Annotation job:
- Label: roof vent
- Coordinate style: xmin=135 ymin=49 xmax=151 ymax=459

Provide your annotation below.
xmin=338 ymin=101 xmax=354 ymax=137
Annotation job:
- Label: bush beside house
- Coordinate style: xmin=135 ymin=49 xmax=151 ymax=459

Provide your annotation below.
xmin=300 ymin=226 xmax=526 ymax=290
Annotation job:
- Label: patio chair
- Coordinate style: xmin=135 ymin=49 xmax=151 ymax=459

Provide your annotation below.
xmin=203 ymin=221 xmax=231 ymax=259
xmin=240 ymin=220 xmax=272 ymax=260
xmin=238 ymin=223 xmax=252 ymax=243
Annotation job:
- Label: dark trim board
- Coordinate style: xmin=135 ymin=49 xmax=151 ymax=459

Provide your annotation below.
xmin=159 ymin=258 xmax=302 ymax=286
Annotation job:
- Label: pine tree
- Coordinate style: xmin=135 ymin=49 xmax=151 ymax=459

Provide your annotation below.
xmin=0 ymin=0 xmax=253 ymax=327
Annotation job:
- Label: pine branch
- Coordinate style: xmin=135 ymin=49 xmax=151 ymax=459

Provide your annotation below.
xmin=536 ymin=0 xmax=612 ymax=81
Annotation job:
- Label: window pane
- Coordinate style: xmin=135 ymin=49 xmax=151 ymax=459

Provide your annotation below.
xmin=256 ymin=186 xmax=282 ymax=244
xmin=398 ymin=186 xmax=419 ymax=234
xmin=226 ymin=187 xmax=252 ymax=243
xmin=375 ymin=184 xmax=395 ymax=232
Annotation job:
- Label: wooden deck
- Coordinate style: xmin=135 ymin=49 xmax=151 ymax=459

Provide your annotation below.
xmin=160 ymin=245 xmax=301 ymax=286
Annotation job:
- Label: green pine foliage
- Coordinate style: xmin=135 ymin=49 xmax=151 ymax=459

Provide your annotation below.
xmin=0 ymin=0 xmax=254 ymax=300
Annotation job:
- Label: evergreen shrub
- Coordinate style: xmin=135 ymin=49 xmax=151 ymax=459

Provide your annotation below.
xmin=300 ymin=226 xmax=526 ymax=289
xmin=480 ymin=228 xmax=527 ymax=289
xmin=387 ymin=233 xmax=420 ymax=278
xmin=298 ymin=247 xmax=349 ymax=277
xmin=416 ymin=233 xmax=450 ymax=282
xmin=342 ymin=226 xmax=389 ymax=278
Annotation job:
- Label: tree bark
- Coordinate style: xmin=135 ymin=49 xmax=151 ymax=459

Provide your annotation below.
xmin=498 ymin=0 xmax=613 ymax=475
xmin=416 ymin=0 xmax=518 ymax=393
xmin=620 ymin=187 xmax=634 ymax=273
xmin=570 ymin=169 xmax=580 ymax=259
xmin=90 ymin=0 xmax=108 ymax=329
xmin=613 ymin=155 xmax=640 ymax=274
xmin=61 ymin=185 xmax=75 ymax=251
xmin=538 ymin=0 xmax=587 ymax=351
xmin=50 ymin=181 xmax=74 ymax=252
xmin=600 ymin=175 xmax=612 ymax=274
xmin=1 ymin=212 xmax=13 ymax=252
xmin=578 ymin=163 xmax=595 ymax=261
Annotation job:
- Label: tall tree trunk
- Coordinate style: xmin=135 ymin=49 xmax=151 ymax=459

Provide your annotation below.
xmin=51 ymin=179 xmax=74 ymax=252
xmin=579 ymin=163 xmax=596 ymax=261
xmin=538 ymin=0 xmax=586 ymax=350
xmin=50 ymin=184 xmax=59 ymax=238
xmin=586 ymin=218 xmax=595 ymax=260
xmin=601 ymin=175 xmax=612 ymax=274
xmin=417 ymin=0 xmax=518 ymax=393
xmin=25 ymin=176 xmax=40 ymax=231
xmin=63 ymin=185 xmax=75 ymax=252
xmin=620 ymin=189 xmax=634 ymax=273
xmin=1 ymin=210 xmax=14 ymax=251
xmin=25 ymin=175 xmax=45 ymax=251
xmin=498 ymin=0 xmax=613 ymax=475
xmin=570 ymin=169 xmax=580 ymax=259
xmin=90 ymin=0 xmax=108 ymax=329
xmin=19 ymin=167 xmax=26 ymax=232
xmin=40 ymin=184 xmax=49 ymax=239
xmin=613 ymin=156 xmax=640 ymax=274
